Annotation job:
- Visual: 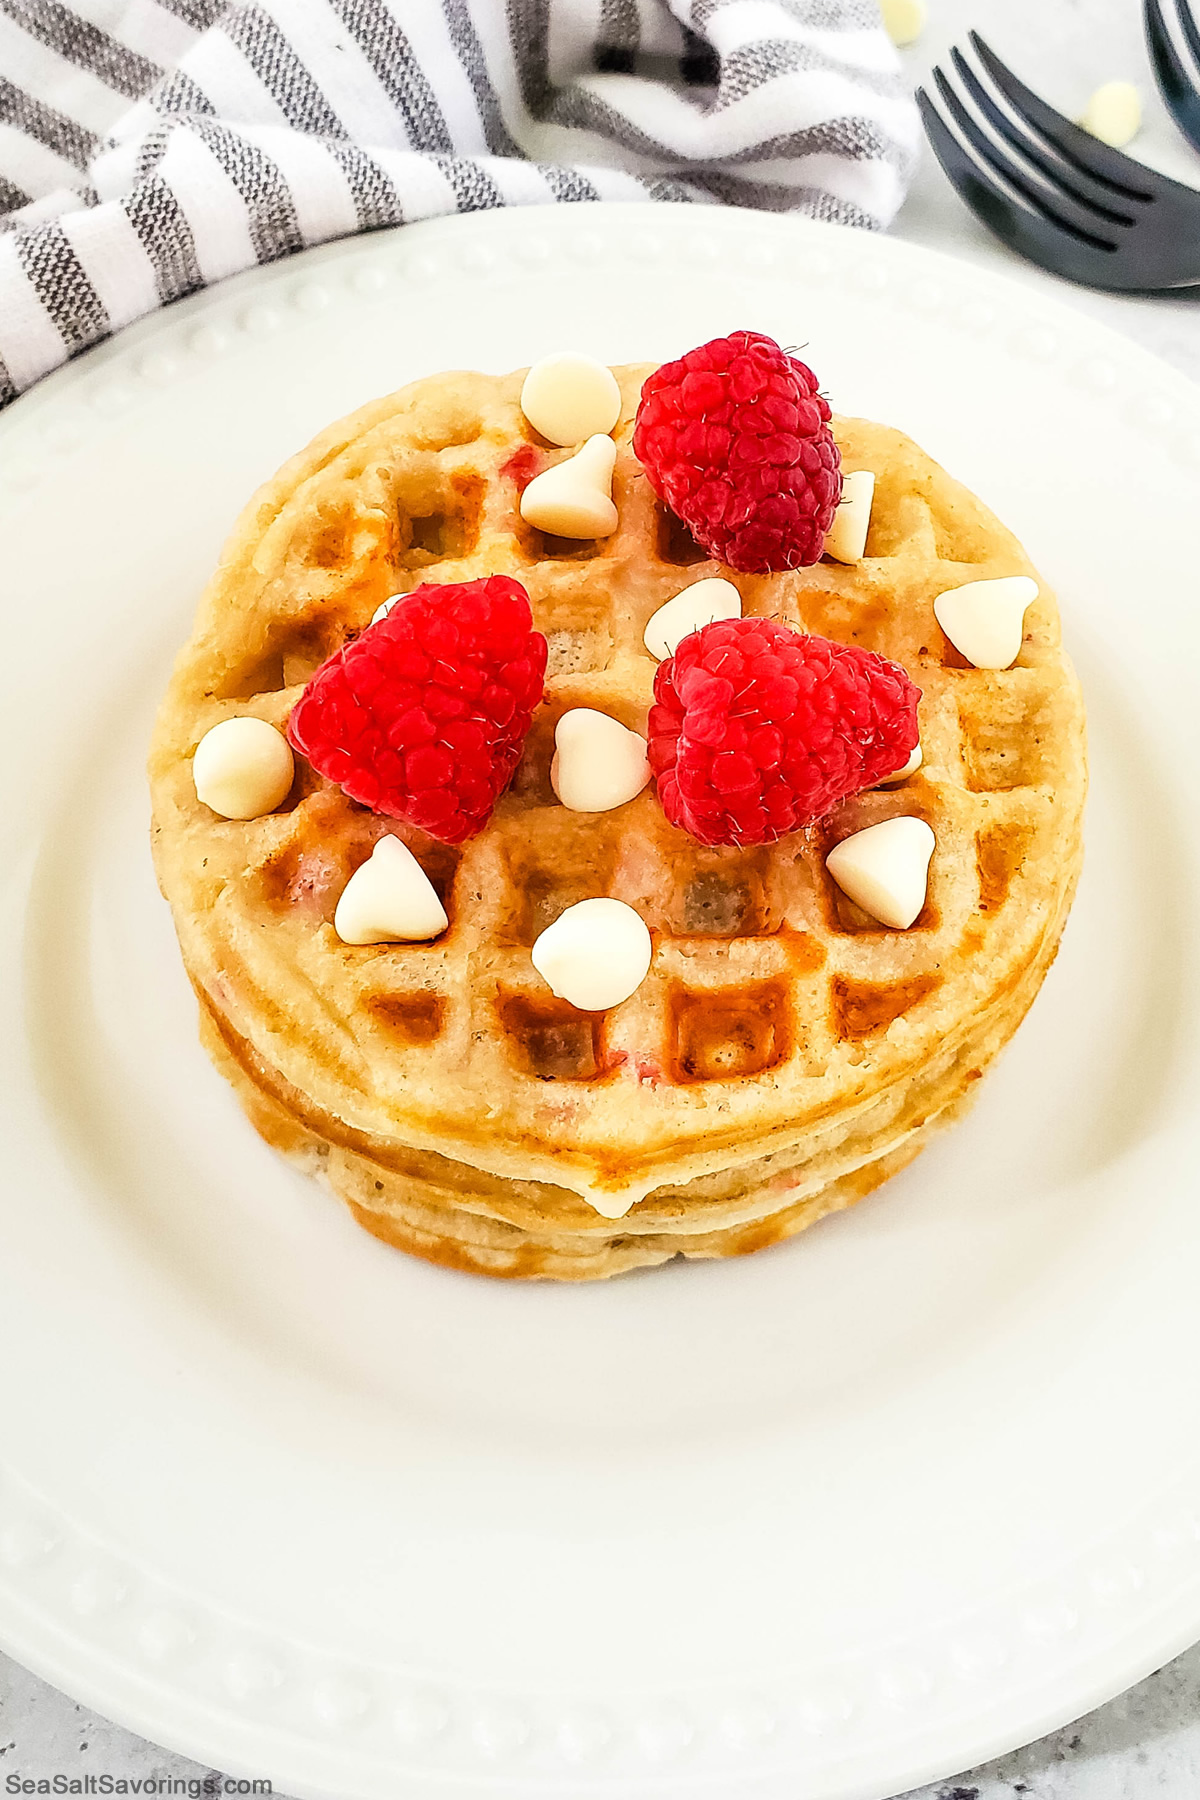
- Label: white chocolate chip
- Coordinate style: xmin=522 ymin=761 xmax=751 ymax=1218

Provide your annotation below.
xmin=881 ymin=0 xmax=926 ymax=46
xmin=823 ymin=470 xmax=875 ymax=564
xmin=193 ymin=716 xmax=294 ymax=820
xmin=826 ymin=817 xmax=935 ymax=931
xmin=333 ymin=837 xmax=448 ymax=945
xmin=875 ymin=742 xmax=923 ymax=787
xmin=582 ymin=1186 xmax=640 ymax=1221
xmin=520 ymin=353 xmax=622 ymax=447
xmin=642 ymin=577 xmax=742 ymax=661
xmin=371 ymin=593 xmax=401 ymax=625
xmin=531 ymin=897 xmax=652 ymax=1012
xmin=933 ymin=575 xmax=1038 ymax=670
xmin=551 ymin=709 xmax=651 ymax=813
xmin=519 ymin=435 xmax=618 ymax=538
xmin=1079 ymin=81 xmax=1141 ymax=148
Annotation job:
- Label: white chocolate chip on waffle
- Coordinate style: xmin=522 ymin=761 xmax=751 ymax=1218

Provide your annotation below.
xmin=643 ymin=577 xmax=742 ymax=661
xmin=823 ymin=470 xmax=875 ymax=564
xmin=934 ymin=575 xmax=1038 ymax=670
xmin=520 ymin=435 xmax=618 ymax=538
xmin=193 ymin=716 xmax=294 ymax=820
xmin=825 ymin=817 xmax=935 ymax=930
xmin=551 ymin=708 xmax=651 ymax=813
xmin=531 ymin=897 xmax=653 ymax=1012
xmin=334 ymin=837 xmax=449 ymax=945
xmin=875 ymin=742 xmax=923 ymax=787
xmin=520 ymin=353 xmax=622 ymax=446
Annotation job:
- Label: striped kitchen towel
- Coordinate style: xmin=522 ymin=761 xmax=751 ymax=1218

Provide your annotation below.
xmin=0 ymin=0 xmax=919 ymax=409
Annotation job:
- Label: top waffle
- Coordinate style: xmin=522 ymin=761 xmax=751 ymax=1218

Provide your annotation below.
xmin=149 ymin=364 xmax=1086 ymax=1217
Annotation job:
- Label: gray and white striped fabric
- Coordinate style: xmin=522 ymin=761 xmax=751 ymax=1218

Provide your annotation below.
xmin=0 ymin=0 xmax=919 ymax=409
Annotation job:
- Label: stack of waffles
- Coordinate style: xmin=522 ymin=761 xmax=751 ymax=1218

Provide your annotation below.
xmin=149 ymin=363 xmax=1086 ymax=1279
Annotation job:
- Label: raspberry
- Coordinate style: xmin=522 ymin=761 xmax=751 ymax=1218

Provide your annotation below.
xmin=647 ymin=617 xmax=920 ymax=847
xmin=632 ymin=330 xmax=841 ymax=572
xmin=287 ymin=576 xmax=547 ymax=844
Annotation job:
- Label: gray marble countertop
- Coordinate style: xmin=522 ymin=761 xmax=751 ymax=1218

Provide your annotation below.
xmin=4 ymin=0 xmax=1200 ymax=1795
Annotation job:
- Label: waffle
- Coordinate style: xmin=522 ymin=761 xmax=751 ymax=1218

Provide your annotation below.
xmin=149 ymin=364 xmax=1086 ymax=1279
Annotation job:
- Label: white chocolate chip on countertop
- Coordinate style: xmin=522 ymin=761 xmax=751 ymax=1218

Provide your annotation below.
xmin=643 ymin=577 xmax=742 ymax=661
xmin=531 ymin=897 xmax=652 ymax=1012
xmin=1080 ymin=81 xmax=1141 ymax=148
xmin=933 ymin=575 xmax=1038 ymax=670
xmin=520 ymin=353 xmax=622 ymax=446
xmin=875 ymin=742 xmax=923 ymax=787
xmin=823 ymin=470 xmax=875 ymax=565
xmin=881 ymin=0 xmax=926 ymax=46
xmin=334 ymin=837 xmax=448 ymax=945
xmin=193 ymin=716 xmax=294 ymax=820
xmin=826 ymin=817 xmax=935 ymax=931
xmin=551 ymin=709 xmax=651 ymax=813
xmin=520 ymin=435 xmax=618 ymax=538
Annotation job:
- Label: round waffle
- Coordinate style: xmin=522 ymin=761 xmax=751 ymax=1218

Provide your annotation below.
xmin=149 ymin=363 xmax=1086 ymax=1279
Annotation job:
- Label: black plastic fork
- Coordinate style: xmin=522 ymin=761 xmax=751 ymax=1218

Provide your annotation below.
xmin=918 ymin=31 xmax=1200 ymax=290
xmin=1146 ymin=0 xmax=1200 ymax=153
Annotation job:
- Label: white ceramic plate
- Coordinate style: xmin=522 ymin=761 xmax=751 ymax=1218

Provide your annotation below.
xmin=2 ymin=204 xmax=1199 ymax=1800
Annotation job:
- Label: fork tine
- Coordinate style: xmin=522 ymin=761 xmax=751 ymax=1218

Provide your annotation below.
xmin=969 ymin=32 xmax=1156 ymax=201
xmin=931 ymin=67 xmax=1121 ymax=250
xmin=916 ymin=84 xmax=1021 ymax=230
xmin=1172 ymin=0 xmax=1200 ymax=75
xmin=917 ymin=86 xmax=1121 ymax=279
xmin=1145 ymin=0 xmax=1200 ymax=153
xmin=949 ymin=47 xmax=1137 ymax=226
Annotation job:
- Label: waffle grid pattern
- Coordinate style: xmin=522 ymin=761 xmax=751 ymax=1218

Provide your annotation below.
xmin=150 ymin=366 xmax=1085 ymax=1268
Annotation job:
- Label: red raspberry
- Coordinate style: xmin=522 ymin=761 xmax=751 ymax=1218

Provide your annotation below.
xmin=287 ymin=576 xmax=547 ymax=844
xmin=632 ymin=331 xmax=841 ymax=572
xmin=648 ymin=618 xmax=920 ymax=847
